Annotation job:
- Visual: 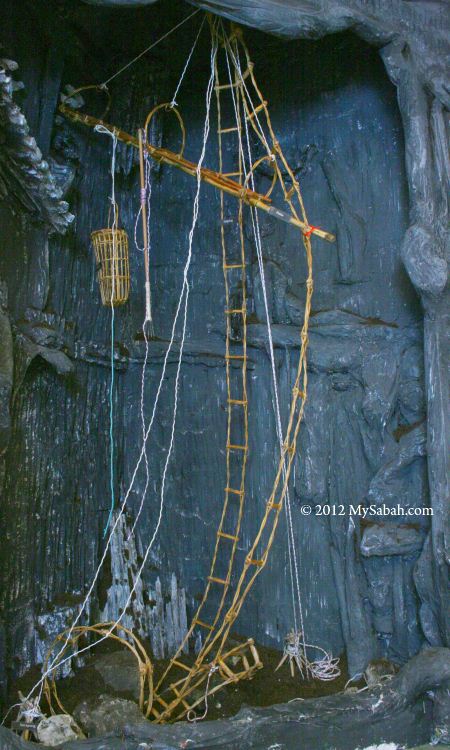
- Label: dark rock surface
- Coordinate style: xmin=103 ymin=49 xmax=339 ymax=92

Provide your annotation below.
xmin=92 ymin=652 xmax=141 ymax=699
xmin=1 ymin=648 xmax=449 ymax=749
xmin=0 ymin=0 xmax=448 ymax=720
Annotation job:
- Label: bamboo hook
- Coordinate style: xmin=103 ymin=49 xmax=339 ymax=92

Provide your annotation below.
xmin=143 ymin=102 xmax=186 ymax=158
xmin=62 ymin=84 xmax=112 ymax=121
xmin=243 ymin=154 xmax=278 ymax=200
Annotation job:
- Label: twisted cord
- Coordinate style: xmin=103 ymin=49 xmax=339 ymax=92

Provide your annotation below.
xmin=101 ymin=9 xmax=201 ymax=88
xmin=93 ymin=124 xmax=119 ymax=539
xmin=170 ymin=15 xmax=206 ymax=108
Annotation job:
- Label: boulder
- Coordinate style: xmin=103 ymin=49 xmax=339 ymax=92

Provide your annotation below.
xmin=73 ymin=694 xmax=148 ymax=737
xmin=92 ymin=651 xmax=140 ymax=699
xmin=36 ymin=715 xmax=80 ymax=746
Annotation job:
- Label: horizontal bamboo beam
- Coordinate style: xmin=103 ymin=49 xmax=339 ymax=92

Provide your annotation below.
xmin=59 ymin=104 xmax=335 ymax=243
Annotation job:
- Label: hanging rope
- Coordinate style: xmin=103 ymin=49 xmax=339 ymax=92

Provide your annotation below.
xmin=170 ymin=15 xmax=206 ymax=109
xmin=128 ymin=156 xmax=153 ymax=542
xmin=187 ymin=665 xmax=219 ymax=722
xmin=93 ymin=124 xmax=119 ymax=538
xmin=100 ymin=9 xmax=201 ymax=89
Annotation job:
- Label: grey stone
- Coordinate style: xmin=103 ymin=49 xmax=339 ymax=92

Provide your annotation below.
xmin=36 ymin=715 xmax=80 ymax=746
xmin=361 ymin=524 xmax=425 ymax=557
xmin=73 ymin=694 xmax=148 ymax=737
xmin=0 ymin=59 xmax=73 ymax=233
xmin=93 ymin=651 xmax=141 ymax=699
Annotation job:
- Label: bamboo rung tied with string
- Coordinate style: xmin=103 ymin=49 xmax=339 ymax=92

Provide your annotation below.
xmin=91 ymin=203 xmax=130 ymax=306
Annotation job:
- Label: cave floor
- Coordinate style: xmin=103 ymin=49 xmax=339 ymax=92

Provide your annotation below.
xmin=8 ymin=637 xmax=352 ymax=724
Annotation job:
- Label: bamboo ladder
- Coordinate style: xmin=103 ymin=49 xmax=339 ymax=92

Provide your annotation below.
xmin=152 ymin=22 xmax=315 ymax=722
xmin=150 ymin=35 xmax=256 ymax=722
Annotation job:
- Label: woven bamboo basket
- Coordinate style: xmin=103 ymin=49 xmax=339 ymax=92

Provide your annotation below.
xmin=91 ymin=207 xmax=130 ymax=306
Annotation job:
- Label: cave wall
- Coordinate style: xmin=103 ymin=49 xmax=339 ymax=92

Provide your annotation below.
xmin=0 ymin=0 xmax=447 ymax=696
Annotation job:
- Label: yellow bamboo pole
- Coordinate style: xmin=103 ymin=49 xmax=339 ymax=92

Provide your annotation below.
xmin=59 ymin=103 xmax=335 ymax=243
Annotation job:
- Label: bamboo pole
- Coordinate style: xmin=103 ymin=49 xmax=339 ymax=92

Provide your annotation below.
xmin=138 ymin=129 xmax=153 ymax=326
xmin=59 ymin=104 xmax=335 ymax=243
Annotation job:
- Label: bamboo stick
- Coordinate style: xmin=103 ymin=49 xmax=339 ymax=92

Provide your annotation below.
xmin=59 ymin=104 xmax=335 ymax=243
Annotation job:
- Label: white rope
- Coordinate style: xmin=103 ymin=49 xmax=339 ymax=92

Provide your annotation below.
xmin=21 ymin=23 xmax=219 ymax=704
xmin=128 ymin=162 xmax=153 ymax=542
xmin=93 ymin=123 xmax=119 ymax=539
xmin=187 ymin=665 xmax=219 ymax=722
xmin=100 ymin=9 xmax=201 ymax=88
xmin=276 ymin=631 xmax=340 ymax=681
xmin=129 ymin=11 xmax=206 ymax=538
xmin=170 ymin=15 xmax=206 ymax=109
xmin=1 ymin=695 xmax=44 ymax=727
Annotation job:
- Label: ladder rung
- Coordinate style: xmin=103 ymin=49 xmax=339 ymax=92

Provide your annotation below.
xmin=208 ymin=576 xmax=228 ymax=585
xmin=217 ymin=531 xmax=239 ymax=541
xmin=227 ymin=399 xmax=247 ymax=405
xmin=226 ymin=443 xmax=248 ymax=452
xmin=223 ymin=263 xmax=245 ymax=270
xmin=225 ymin=354 xmax=246 ymax=360
xmin=225 ymin=486 xmax=244 ymax=496
xmin=194 ymin=618 xmax=214 ymax=631
xmin=215 ymin=68 xmax=251 ymax=90
xmin=218 ymin=659 xmax=236 ymax=680
xmin=246 ymin=558 xmax=265 ymax=567
xmin=218 ymin=126 xmax=241 ymax=134
xmin=215 ymin=82 xmax=239 ymax=91
xmin=246 ymin=101 xmax=267 ymax=121
xmin=223 ymin=171 xmax=242 ymax=178
xmin=225 ymin=308 xmax=246 ymax=315
xmin=169 ymin=684 xmax=190 ymax=710
xmin=172 ymin=660 xmax=191 ymax=672
xmin=154 ymin=695 xmax=169 ymax=708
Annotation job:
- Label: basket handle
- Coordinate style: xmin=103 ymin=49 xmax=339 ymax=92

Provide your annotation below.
xmin=143 ymin=102 xmax=186 ymax=158
xmin=62 ymin=84 xmax=112 ymax=121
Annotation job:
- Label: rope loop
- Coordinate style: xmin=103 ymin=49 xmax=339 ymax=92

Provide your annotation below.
xmin=187 ymin=665 xmax=219 ymax=723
